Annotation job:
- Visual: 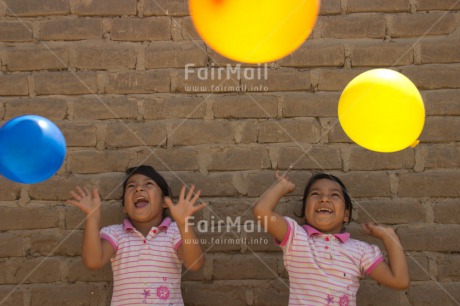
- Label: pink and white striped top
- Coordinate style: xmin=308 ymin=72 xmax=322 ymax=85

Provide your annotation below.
xmin=277 ymin=217 xmax=384 ymax=306
xmin=100 ymin=217 xmax=184 ymax=306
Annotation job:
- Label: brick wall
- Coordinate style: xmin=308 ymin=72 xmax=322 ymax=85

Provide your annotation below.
xmin=0 ymin=0 xmax=459 ymax=305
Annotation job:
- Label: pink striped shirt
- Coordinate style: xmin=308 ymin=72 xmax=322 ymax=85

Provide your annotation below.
xmin=277 ymin=217 xmax=384 ymax=306
xmin=100 ymin=217 xmax=184 ymax=306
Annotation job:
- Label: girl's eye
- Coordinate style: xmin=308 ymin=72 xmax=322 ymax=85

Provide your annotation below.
xmin=127 ymin=184 xmax=135 ymax=188
xmin=310 ymin=192 xmax=319 ymax=196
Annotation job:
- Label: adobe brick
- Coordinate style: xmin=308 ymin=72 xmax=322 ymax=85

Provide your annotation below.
xmin=277 ymin=146 xmax=342 ymax=170
xmin=64 ymin=201 xmax=125 ymax=230
xmin=213 ymin=253 xmax=279 ymax=280
xmin=423 ymin=89 xmax=460 ymax=115
xmin=407 ymin=253 xmax=430 ymax=281
xmin=29 ymin=230 xmax=82 ymax=257
xmin=258 ymin=118 xmax=321 ymax=143
xmin=237 ymin=120 xmax=258 ymax=144
xmin=39 ymin=19 xmax=102 ymax=41
xmin=143 ymin=94 xmax=206 ymax=119
xmin=144 ymin=0 xmax=189 ymax=16
xmin=349 ymin=146 xmax=415 ymax=170
xmin=356 ymin=199 xmax=426 ymax=224
xmin=35 ymin=72 xmax=97 ymax=95
xmin=0 ymin=233 xmax=23 ymax=257
xmin=97 ymin=173 xmax=125 ymax=201
xmin=324 ymin=117 xmax=352 ymax=143
xmin=206 ymin=197 xmax=256 ymax=223
xmin=165 ymin=172 xmax=238 ymax=197
xmin=398 ymin=224 xmax=460 ymax=251
xmin=145 ymin=41 xmax=207 ymax=69
xmin=136 ymin=147 xmax=200 ymax=171
xmin=0 ymin=75 xmax=29 ymax=96
xmin=2 ymin=46 xmax=68 ymax=71
xmin=319 ymin=15 xmax=386 ymax=39
xmin=59 ymin=122 xmax=97 ymax=147
xmin=172 ymin=120 xmax=235 ymax=145
xmin=402 ymin=65 xmax=460 ymax=90
xmin=111 ymin=17 xmax=170 ymax=41
xmin=356 ymin=282 xmax=401 ymax=305
xmin=28 ymin=175 xmax=90 ymax=201
xmin=105 ymin=121 xmax=167 ymax=147
xmin=0 ymin=177 xmax=21 ymax=200
xmin=0 ymin=286 xmax=25 ymax=306
xmin=75 ymin=43 xmax=137 ymax=70
xmin=406 ymin=282 xmax=460 ymax=305
xmin=283 ymin=92 xmax=340 ymax=117
xmin=351 ymin=42 xmax=413 ymax=67
xmin=73 ymin=95 xmax=138 ymax=120
xmin=338 ymin=172 xmax=392 ymax=198
xmin=208 ymin=146 xmax=271 ymax=171
xmin=0 ymin=206 xmax=59 ymax=230
xmin=319 ymin=0 xmax=341 ymax=15
xmin=0 ymin=21 xmax=32 ymax=42
xmin=105 ymin=71 xmax=170 ymax=94
xmin=75 ymin=0 xmax=137 ymax=16
xmin=3 ymin=0 xmax=69 ymax=17
xmin=4 ymin=97 xmax=67 ymax=120
xmin=29 ymin=283 xmax=107 ymax=306
xmin=347 ymin=0 xmax=410 ymax=13
xmin=245 ymin=231 xmax=281 ymax=253
xmin=246 ymin=170 xmax=312 ymax=197
xmin=389 ymin=13 xmax=456 ymax=38
xmin=279 ymin=42 xmax=344 ymax=68
xmin=0 ymin=258 xmax=60 ymax=284
xmin=317 ymin=68 xmax=364 ymax=91
xmin=433 ymin=201 xmax=460 ymax=224
xmin=67 ymin=150 xmax=134 ymax=174
xmin=416 ymin=0 xmax=460 ymax=10
xmin=437 ymin=254 xmax=460 ymax=281
xmin=420 ymin=145 xmax=460 ymax=169
xmin=182 ymin=281 xmax=247 ymax=305
xmin=421 ymin=38 xmax=460 ymax=64
xmin=173 ymin=69 xmax=240 ymax=93
xmin=399 ymin=172 xmax=460 ymax=197
xmin=419 ymin=117 xmax=460 ymax=142
xmin=171 ymin=17 xmax=202 ymax=41
xmin=242 ymin=69 xmax=310 ymax=92
xmin=213 ymin=94 xmax=278 ymax=119
xmin=66 ymin=257 xmax=112 ymax=282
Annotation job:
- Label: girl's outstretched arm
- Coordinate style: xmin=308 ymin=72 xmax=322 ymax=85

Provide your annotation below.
xmin=252 ymin=171 xmax=294 ymax=243
xmin=364 ymin=223 xmax=410 ymax=290
xmin=66 ymin=186 xmax=115 ymax=270
xmin=165 ymin=185 xmax=207 ymax=271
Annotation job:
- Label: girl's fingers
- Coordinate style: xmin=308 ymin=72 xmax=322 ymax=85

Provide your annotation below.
xmin=69 ymin=190 xmax=81 ymax=200
xmin=92 ymin=187 xmax=100 ymax=200
xmin=179 ymin=185 xmax=186 ymax=201
xmin=191 ymin=189 xmax=201 ymax=204
xmin=75 ymin=186 xmax=87 ymax=198
xmin=66 ymin=199 xmax=80 ymax=207
xmin=164 ymin=197 xmax=174 ymax=209
xmin=192 ymin=202 xmax=207 ymax=214
xmin=185 ymin=185 xmax=195 ymax=202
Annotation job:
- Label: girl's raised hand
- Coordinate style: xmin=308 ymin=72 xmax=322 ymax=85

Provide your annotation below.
xmin=165 ymin=185 xmax=207 ymax=227
xmin=275 ymin=170 xmax=295 ymax=193
xmin=362 ymin=222 xmax=396 ymax=240
xmin=66 ymin=186 xmax=102 ymax=217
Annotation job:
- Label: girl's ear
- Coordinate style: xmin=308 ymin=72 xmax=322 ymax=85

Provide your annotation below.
xmin=343 ymin=209 xmax=350 ymax=223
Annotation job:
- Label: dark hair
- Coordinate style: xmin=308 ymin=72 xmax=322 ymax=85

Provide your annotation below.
xmin=122 ymin=165 xmax=172 ymax=207
xmin=297 ymin=173 xmax=353 ymax=224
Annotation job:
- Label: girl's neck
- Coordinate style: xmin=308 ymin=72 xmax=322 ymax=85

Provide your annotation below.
xmin=130 ymin=216 xmax=164 ymax=237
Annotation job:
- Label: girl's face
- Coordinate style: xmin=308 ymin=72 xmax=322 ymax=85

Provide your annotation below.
xmin=123 ymin=174 xmax=166 ymax=224
xmin=304 ymin=178 xmax=349 ymax=234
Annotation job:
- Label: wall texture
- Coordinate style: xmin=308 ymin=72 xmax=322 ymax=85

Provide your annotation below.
xmin=0 ymin=0 xmax=459 ymax=305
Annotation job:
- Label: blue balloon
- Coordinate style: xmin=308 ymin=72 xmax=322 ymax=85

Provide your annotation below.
xmin=0 ymin=115 xmax=66 ymax=184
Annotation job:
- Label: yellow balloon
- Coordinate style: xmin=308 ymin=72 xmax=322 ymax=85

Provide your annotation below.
xmin=338 ymin=69 xmax=425 ymax=153
xmin=189 ymin=0 xmax=320 ymax=63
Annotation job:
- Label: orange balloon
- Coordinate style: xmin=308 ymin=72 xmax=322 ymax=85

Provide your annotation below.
xmin=189 ymin=0 xmax=320 ymax=63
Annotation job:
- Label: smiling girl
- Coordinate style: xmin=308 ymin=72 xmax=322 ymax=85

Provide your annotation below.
xmin=67 ymin=165 xmax=206 ymax=305
xmin=252 ymin=172 xmax=409 ymax=306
